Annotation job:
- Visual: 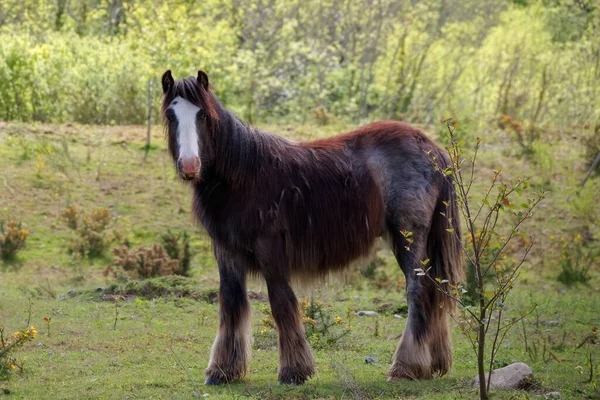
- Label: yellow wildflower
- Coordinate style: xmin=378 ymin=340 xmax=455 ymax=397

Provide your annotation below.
xmin=334 ymin=316 xmax=343 ymax=325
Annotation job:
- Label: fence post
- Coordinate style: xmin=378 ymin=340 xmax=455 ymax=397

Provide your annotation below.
xmin=142 ymin=78 xmax=153 ymax=164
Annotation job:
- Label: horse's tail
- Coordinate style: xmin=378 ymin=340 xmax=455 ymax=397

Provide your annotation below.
xmin=427 ymin=151 xmax=464 ymax=313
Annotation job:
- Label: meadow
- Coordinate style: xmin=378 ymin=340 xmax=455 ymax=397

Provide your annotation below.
xmin=0 ymin=119 xmax=598 ymax=399
xmin=1 ymin=0 xmax=600 ymax=398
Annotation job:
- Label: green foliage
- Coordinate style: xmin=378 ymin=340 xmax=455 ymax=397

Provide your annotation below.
xmin=256 ymin=299 xmax=352 ymax=350
xmin=101 ymin=276 xmax=215 ymax=301
xmin=0 ymin=220 xmax=29 ymax=261
xmin=420 ymin=119 xmax=545 ymax=400
xmin=0 ymin=1 xmax=598 ymax=128
xmin=554 ymin=234 xmax=598 ymax=285
xmin=61 ymin=206 xmax=116 ymax=257
xmin=0 ymin=326 xmax=37 ymax=380
xmin=299 ymin=298 xmax=352 ymax=349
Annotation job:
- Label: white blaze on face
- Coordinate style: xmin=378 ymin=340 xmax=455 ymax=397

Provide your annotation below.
xmin=170 ymin=96 xmax=201 ymax=162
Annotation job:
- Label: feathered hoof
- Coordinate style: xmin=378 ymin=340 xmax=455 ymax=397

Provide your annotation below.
xmin=204 ymin=376 xmax=223 ymax=385
xmin=277 ymin=365 xmax=314 ymax=385
xmin=204 ymin=367 xmax=244 ymax=385
xmin=388 ymin=363 xmax=433 ymax=381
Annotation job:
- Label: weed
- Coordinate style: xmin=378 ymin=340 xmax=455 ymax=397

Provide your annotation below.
xmin=554 ymin=234 xmax=598 ymax=285
xmin=0 ymin=326 xmax=37 ymax=380
xmin=0 ymin=220 xmax=29 ymax=261
xmin=313 ymin=107 xmax=331 ymax=126
xmin=99 ymin=276 xmax=211 ymax=301
xmin=106 ymin=244 xmax=180 ymax=280
xmin=62 ymin=206 xmax=116 ymax=257
xmin=160 ymin=230 xmax=192 ymax=277
xmin=255 ymin=300 xmax=352 ymax=350
xmin=300 ymin=298 xmax=352 ymax=349
xmin=582 ymin=122 xmax=600 ymax=177
xmin=499 ymin=114 xmax=541 ymax=156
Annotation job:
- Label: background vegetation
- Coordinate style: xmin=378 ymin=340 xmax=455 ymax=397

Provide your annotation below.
xmin=0 ymin=0 xmax=598 ymax=129
xmin=1 ymin=0 xmax=599 ymax=399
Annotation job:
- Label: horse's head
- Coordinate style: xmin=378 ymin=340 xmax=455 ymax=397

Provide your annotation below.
xmin=161 ymin=70 xmax=218 ymax=181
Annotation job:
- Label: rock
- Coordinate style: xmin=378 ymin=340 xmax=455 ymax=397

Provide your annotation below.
xmin=540 ymin=320 xmax=559 ymax=327
xmin=393 ymin=314 xmax=403 ymax=319
xmin=59 ymin=290 xmax=77 ymax=300
xmin=545 ymin=392 xmax=561 ymax=399
xmin=472 ymin=362 xmax=533 ymax=390
xmin=364 ymin=356 xmax=378 ymax=364
xmin=355 ymin=311 xmax=379 ymax=317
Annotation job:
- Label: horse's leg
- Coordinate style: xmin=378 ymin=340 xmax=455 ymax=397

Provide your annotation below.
xmin=265 ymin=276 xmax=315 ymax=384
xmin=256 ymin=238 xmax=315 ymax=384
xmin=388 ymin=224 xmax=451 ymax=380
xmin=205 ymin=247 xmax=251 ymax=385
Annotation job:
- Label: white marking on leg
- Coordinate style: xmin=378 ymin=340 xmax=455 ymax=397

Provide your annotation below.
xmin=170 ymin=96 xmax=201 ymax=161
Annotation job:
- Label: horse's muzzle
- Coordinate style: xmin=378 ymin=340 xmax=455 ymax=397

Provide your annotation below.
xmin=178 ymin=156 xmax=201 ymax=180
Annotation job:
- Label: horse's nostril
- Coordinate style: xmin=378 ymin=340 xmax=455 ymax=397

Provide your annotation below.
xmin=166 ymin=108 xmax=176 ymax=121
xmin=179 ymin=157 xmax=201 ymax=179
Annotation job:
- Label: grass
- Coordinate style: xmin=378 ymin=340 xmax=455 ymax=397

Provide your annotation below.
xmin=0 ymin=121 xmax=599 ymax=399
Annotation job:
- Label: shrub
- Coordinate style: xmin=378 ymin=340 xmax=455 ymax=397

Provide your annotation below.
xmin=255 ymin=300 xmax=351 ymax=350
xmin=62 ymin=206 xmax=116 ymax=257
xmin=582 ymin=122 xmax=600 ymax=176
xmin=160 ymin=230 xmax=192 ymax=277
xmin=418 ymin=119 xmax=544 ymax=400
xmin=554 ymin=234 xmax=599 ymax=285
xmin=313 ymin=107 xmax=331 ymax=126
xmin=0 ymin=326 xmax=37 ymax=380
xmin=0 ymin=220 xmax=29 ymax=261
xmin=106 ymin=244 xmax=181 ymax=280
xmin=300 ymin=298 xmax=352 ymax=349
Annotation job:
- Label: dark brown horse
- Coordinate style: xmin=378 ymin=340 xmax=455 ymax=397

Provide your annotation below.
xmin=161 ymin=70 xmax=463 ymax=385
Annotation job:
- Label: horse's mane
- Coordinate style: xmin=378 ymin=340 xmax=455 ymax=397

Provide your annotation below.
xmin=207 ymin=91 xmax=295 ymax=190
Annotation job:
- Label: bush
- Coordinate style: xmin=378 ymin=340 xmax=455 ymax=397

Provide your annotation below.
xmin=106 ymin=244 xmax=181 ymax=280
xmin=300 ymin=298 xmax=352 ymax=349
xmin=554 ymin=234 xmax=599 ymax=285
xmin=160 ymin=230 xmax=192 ymax=277
xmin=255 ymin=299 xmax=351 ymax=350
xmin=0 ymin=326 xmax=37 ymax=380
xmin=0 ymin=220 xmax=29 ymax=261
xmin=62 ymin=206 xmax=116 ymax=257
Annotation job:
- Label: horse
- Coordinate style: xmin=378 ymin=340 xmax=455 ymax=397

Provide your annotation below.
xmin=160 ymin=70 xmax=463 ymax=385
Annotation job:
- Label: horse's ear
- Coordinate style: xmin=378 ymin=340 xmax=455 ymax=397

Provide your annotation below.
xmin=162 ymin=70 xmax=174 ymax=93
xmin=197 ymin=70 xmax=209 ymax=91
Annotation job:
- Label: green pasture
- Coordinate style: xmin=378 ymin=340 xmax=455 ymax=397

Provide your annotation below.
xmin=0 ymin=122 xmax=598 ymax=399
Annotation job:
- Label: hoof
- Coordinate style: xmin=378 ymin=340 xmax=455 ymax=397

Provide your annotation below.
xmin=204 ymin=376 xmax=223 ymax=385
xmin=278 ymin=377 xmax=307 ymax=385
xmin=387 ymin=375 xmax=410 ymax=382
xmin=388 ymin=363 xmax=432 ymax=381
xmin=278 ymin=365 xmax=313 ymax=385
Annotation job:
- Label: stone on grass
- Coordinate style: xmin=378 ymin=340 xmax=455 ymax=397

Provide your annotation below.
xmin=355 ymin=310 xmax=379 ymax=317
xmin=364 ymin=356 xmax=378 ymax=364
xmin=545 ymin=392 xmax=561 ymax=399
xmin=472 ymin=362 xmax=533 ymax=390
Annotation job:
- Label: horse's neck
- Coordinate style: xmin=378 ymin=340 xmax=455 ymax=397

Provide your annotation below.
xmin=210 ymin=113 xmax=267 ymax=187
